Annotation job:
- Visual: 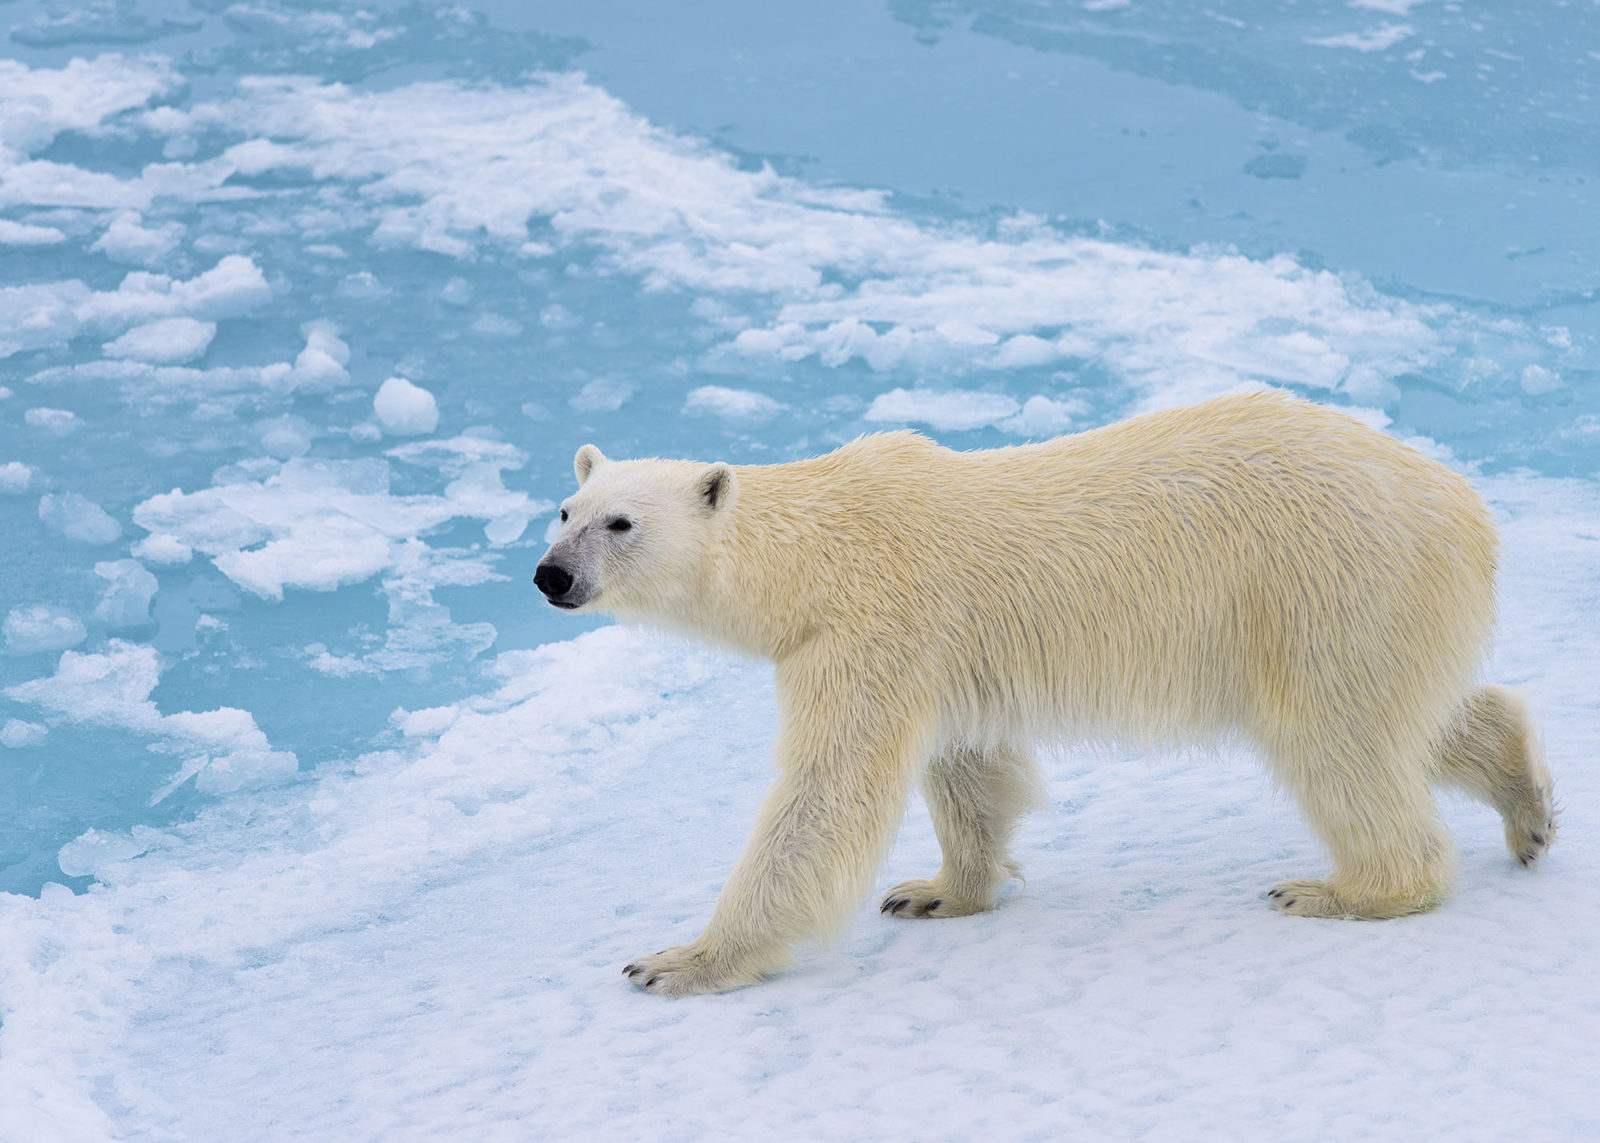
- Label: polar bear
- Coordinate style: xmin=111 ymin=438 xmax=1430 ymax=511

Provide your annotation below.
xmin=534 ymin=391 xmax=1555 ymax=997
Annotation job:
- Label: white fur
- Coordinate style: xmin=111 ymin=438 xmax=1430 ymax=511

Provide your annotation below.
xmin=538 ymin=391 xmax=1555 ymax=996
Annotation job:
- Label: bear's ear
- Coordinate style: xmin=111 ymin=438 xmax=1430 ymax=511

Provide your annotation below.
xmin=697 ymin=462 xmax=736 ymax=512
xmin=574 ymin=444 xmax=607 ymax=486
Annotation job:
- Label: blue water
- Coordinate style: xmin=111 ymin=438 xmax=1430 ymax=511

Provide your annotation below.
xmin=1 ymin=0 xmax=1594 ymax=894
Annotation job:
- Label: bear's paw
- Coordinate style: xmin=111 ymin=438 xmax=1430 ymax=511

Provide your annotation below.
xmin=880 ymin=878 xmax=988 ymax=919
xmin=622 ymin=941 xmax=769 ymax=997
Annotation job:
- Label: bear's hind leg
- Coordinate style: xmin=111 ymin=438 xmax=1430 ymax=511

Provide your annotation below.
xmin=1430 ymin=685 xmax=1556 ymax=866
xmin=882 ymin=742 xmax=1042 ymax=919
xmin=1264 ymin=723 xmax=1454 ymax=920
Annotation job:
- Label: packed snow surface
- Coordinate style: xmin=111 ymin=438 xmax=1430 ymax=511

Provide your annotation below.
xmin=0 ymin=0 xmax=1596 ymax=1139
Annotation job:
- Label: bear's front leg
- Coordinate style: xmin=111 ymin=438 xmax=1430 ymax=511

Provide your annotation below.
xmin=625 ymin=664 xmax=927 ymax=996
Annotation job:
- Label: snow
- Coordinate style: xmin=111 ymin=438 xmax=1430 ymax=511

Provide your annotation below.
xmin=0 ymin=2 xmax=1596 ymax=1139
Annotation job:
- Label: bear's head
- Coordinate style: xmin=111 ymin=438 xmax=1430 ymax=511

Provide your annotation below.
xmin=534 ymin=444 xmax=737 ymax=619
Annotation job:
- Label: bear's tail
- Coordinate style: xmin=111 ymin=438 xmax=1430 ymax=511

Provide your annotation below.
xmin=1430 ymin=685 xmax=1557 ymax=866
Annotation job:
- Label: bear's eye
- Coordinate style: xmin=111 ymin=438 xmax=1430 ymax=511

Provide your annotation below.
xmin=559 ymin=508 xmax=568 ymax=523
xmin=606 ymin=517 xmax=633 ymax=533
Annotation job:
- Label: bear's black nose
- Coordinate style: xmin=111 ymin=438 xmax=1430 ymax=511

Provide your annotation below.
xmin=534 ymin=563 xmax=573 ymax=599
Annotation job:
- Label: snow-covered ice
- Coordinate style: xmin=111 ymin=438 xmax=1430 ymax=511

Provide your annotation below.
xmin=0 ymin=1 xmax=1596 ymax=1139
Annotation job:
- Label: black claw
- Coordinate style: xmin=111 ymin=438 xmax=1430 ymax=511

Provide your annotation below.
xmin=890 ymin=899 xmax=908 ymax=915
xmin=1283 ymin=899 xmax=1297 ymax=909
xmin=1267 ymin=889 xmax=1283 ymax=899
xmin=1531 ymin=833 xmax=1545 ymax=846
xmin=645 ymin=974 xmax=661 ymax=988
xmin=927 ymin=899 xmax=942 ymax=912
xmin=624 ymin=964 xmax=641 ymax=977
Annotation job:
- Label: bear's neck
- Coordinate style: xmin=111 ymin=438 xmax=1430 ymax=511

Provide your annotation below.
xmin=686 ymin=467 xmax=838 ymax=662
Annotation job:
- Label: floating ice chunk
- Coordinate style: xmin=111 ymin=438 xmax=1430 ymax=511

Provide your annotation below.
xmin=374 ymin=377 xmax=440 ymax=436
xmin=472 ymin=313 xmax=522 ymax=336
xmin=130 ymin=533 xmax=193 ymax=566
xmin=291 ymin=322 xmax=351 ymax=387
xmin=4 ymin=258 xmax=271 ymax=362
xmin=6 ymin=641 xmax=164 ymax=731
xmin=104 ymin=317 xmax=216 ymax=364
xmin=305 ymin=647 xmax=379 ymax=677
xmin=91 ymin=212 xmax=183 ymax=266
xmin=390 ymin=705 xmax=460 ymax=738
xmin=338 ymin=271 xmax=390 ymax=299
xmin=163 ymin=708 xmax=299 ymax=795
xmin=0 ymin=461 xmax=35 ymax=493
xmin=1521 ymin=365 xmax=1562 ymax=396
xmin=218 ymin=513 xmax=393 ymax=600
xmin=25 ymin=407 xmax=79 ymax=435
xmin=79 ymin=255 xmax=271 ymax=328
xmin=684 ymin=385 xmax=786 ymax=421
xmin=93 ymin=560 xmax=159 ymax=631
xmin=993 ymin=334 xmax=1060 ymax=369
xmin=5 ymin=641 xmax=298 ymax=801
xmin=1307 ymin=24 xmax=1413 ymax=51
xmin=257 ymin=415 xmax=315 ymax=459
xmin=0 ymin=219 xmax=67 ymax=246
xmin=39 ymin=492 xmax=122 ymax=545
xmin=1350 ymin=0 xmax=1428 ymax=12
xmin=569 ymin=378 xmax=634 ymax=413
xmin=4 ymin=606 xmax=87 ymax=655
xmin=999 ymin=395 xmax=1085 ymax=438
xmin=0 ymin=718 xmax=48 ymax=747
xmin=865 ymin=388 xmax=1022 ymax=432
xmin=56 ymin=828 xmax=148 ymax=878
xmin=0 ymin=56 xmax=180 ymax=154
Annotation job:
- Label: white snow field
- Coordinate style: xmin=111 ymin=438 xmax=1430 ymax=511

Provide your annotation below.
xmin=1 ymin=0 xmax=1597 ymax=1139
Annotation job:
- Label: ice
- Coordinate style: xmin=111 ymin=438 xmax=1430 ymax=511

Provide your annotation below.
xmin=92 ymin=560 xmax=159 ymax=632
xmin=5 ymin=641 xmax=298 ymax=801
xmin=90 ymin=212 xmax=183 ymax=266
xmin=684 ymin=384 xmax=787 ymax=421
xmin=3 ymin=606 xmax=86 ymax=655
xmin=0 ymin=219 xmax=64 ymax=246
xmin=866 ymin=387 xmax=1024 ymax=432
xmin=0 ymin=719 xmax=48 ymax=748
xmin=0 ymin=56 xmax=179 ymax=154
xmin=1 ymin=257 xmax=269 ymax=362
xmin=133 ymin=450 xmax=540 ymax=601
xmin=291 ymin=322 xmax=351 ymax=388
xmin=23 ymin=407 xmax=77 ymax=435
xmin=103 ymin=317 xmax=216 ymax=364
xmin=1307 ymin=24 xmax=1415 ymax=52
xmin=0 ymin=461 xmax=34 ymax=493
xmin=54 ymin=829 xmax=148 ymax=878
xmin=128 ymin=532 xmax=192 ymax=565
xmin=372 ymin=376 xmax=440 ymax=436
xmin=0 ymin=2 xmax=1596 ymax=1138
xmin=37 ymin=492 xmax=122 ymax=545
